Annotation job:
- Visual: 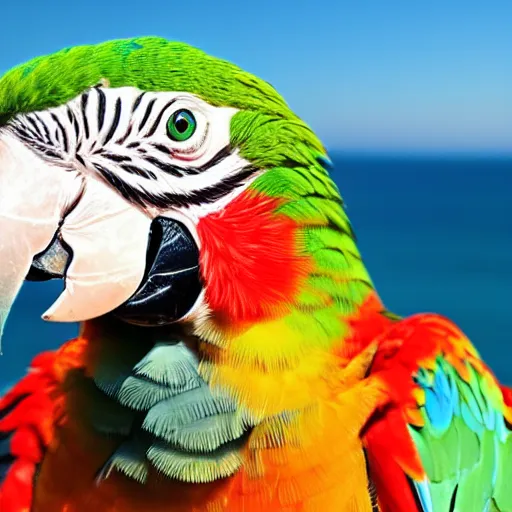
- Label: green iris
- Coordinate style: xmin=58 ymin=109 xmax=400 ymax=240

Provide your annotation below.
xmin=167 ymin=109 xmax=197 ymax=141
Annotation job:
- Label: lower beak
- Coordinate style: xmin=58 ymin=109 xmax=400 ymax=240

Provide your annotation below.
xmin=114 ymin=216 xmax=202 ymax=326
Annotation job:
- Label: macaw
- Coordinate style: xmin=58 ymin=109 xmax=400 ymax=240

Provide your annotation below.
xmin=0 ymin=37 xmax=510 ymax=512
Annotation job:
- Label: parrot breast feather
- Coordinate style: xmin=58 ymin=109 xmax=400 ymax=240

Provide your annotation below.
xmin=90 ymin=336 xmax=256 ymax=485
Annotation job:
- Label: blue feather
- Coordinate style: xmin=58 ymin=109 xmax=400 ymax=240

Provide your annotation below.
xmin=423 ymin=366 xmax=454 ymax=434
xmin=414 ymin=478 xmax=434 ymax=512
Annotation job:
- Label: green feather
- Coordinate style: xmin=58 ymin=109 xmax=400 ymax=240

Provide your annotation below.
xmin=142 ymin=385 xmax=238 ymax=436
xmin=0 ymin=37 xmax=291 ymax=124
xmin=152 ymin=412 xmax=249 ymax=452
xmin=410 ymin=357 xmax=512 ymax=511
xmin=133 ymin=342 xmax=200 ymax=387
xmin=89 ymin=337 xmax=256 ymax=485
xmin=100 ymin=437 xmax=150 ymax=484
xmin=116 ymin=376 xmax=188 ymax=411
xmin=494 ymin=432 xmax=512 ymax=510
xmin=146 ymin=437 xmax=246 ymax=483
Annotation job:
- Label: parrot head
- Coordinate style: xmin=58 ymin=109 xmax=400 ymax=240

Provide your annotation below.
xmin=0 ymin=36 xmax=373 ymax=350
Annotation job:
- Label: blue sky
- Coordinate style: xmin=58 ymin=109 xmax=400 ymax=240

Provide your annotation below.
xmin=1 ymin=0 xmax=510 ymax=153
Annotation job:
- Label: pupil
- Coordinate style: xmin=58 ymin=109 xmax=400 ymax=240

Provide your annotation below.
xmin=175 ymin=117 xmax=189 ymax=133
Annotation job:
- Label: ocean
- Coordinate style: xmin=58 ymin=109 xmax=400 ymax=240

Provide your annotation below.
xmin=1 ymin=153 xmax=511 ymax=391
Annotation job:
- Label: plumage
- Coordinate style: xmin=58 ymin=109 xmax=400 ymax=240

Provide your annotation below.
xmin=0 ymin=36 xmax=510 ymax=512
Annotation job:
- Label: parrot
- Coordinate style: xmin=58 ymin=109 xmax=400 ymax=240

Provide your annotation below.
xmin=0 ymin=36 xmax=511 ymax=512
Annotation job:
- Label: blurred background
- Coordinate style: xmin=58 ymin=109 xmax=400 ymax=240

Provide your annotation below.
xmin=0 ymin=0 xmax=511 ymax=389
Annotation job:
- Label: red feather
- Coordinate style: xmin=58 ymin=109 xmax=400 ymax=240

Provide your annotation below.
xmin=0 ymin=351 xmax=58 ymax=512
xmin=365 ymin=413 xmax=423 ymax=512
xmin=197 ymin=190 xmax=311 ymax=324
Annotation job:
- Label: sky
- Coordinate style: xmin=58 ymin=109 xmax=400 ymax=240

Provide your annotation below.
xmin=1 ymin=0 xmax=511 ymax=154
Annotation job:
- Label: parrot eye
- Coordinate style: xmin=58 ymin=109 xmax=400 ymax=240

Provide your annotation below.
xmin=167 ymin=109 xmax=197 ymax=141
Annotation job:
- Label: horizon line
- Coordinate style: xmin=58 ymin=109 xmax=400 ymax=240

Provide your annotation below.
xmin=324 ymin=147 xmax=512 ymax=158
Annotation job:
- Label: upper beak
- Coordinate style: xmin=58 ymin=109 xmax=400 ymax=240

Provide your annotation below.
xmin=0 ymin=131 xmax=152 ymax=341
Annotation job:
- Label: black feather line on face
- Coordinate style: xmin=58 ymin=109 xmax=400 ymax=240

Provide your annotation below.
xmin=11 ymin=126 xmax=61 ymax=159
xmin=132 ymin=92 xmax=146 ymax=113
xmin=95 ymin=164 xmax=258 ymax=210
xmin=96 ymin=88 xmax=107 ymax=132
xmin=146 ymin=99 xmax=177 ymax=137
xmin=25 ymin=115 xmax=42 ymax=139
xmin=38 ymin=115 xmax=52 ymax=143
xmin=139 ymin=98 xmax=156 ymax=132
xmin=195 ymin=145 xmax=232 ymax=172
xmin=140 ymin=165 xmax=259 ymax=209
xmin=81 ymin=92 xmax=90 ymax=139
xmin=115 ymin=122 xmax=134 ymax=145
xmin=141 ymin=144 xmax=231 ymax=178
xmin=24 ymin=119 xmax=42 ymax=141
xmin=142 ymin=155 xmax=184 ymax=178
xmin=103 ymin=97 xmax=122 ymax=145
xmin=102 ymin=152 xmax=132 ymax=163
xmin=70 ymin=108 xmax=81 ymax=140
xmin=120 ymin=163 xmax=157 ymax=180
xmin=51 ymin=112 xmax=68 ymax=153
xmin=94 ymin=163 xmax=147 ymax=207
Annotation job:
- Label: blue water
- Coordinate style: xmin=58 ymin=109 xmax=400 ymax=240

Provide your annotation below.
xmin=1 ymin=154 xmax=511 ymax=390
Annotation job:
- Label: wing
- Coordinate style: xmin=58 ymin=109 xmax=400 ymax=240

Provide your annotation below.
xmin=364 ymin=313 xmax=512 ymax=512
xmin=0 ymin=352 xmax=59 ymax=512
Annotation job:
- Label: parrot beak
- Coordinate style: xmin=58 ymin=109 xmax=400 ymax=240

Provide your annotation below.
xmin=0 ymin=130 xmax=154 ymax=344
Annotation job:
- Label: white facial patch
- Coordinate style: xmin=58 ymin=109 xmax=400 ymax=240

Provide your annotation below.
xmin=0 ymin=86 xmax=260 ymax=333
xmin=9 ymin=87 xmax=258 ymax=221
